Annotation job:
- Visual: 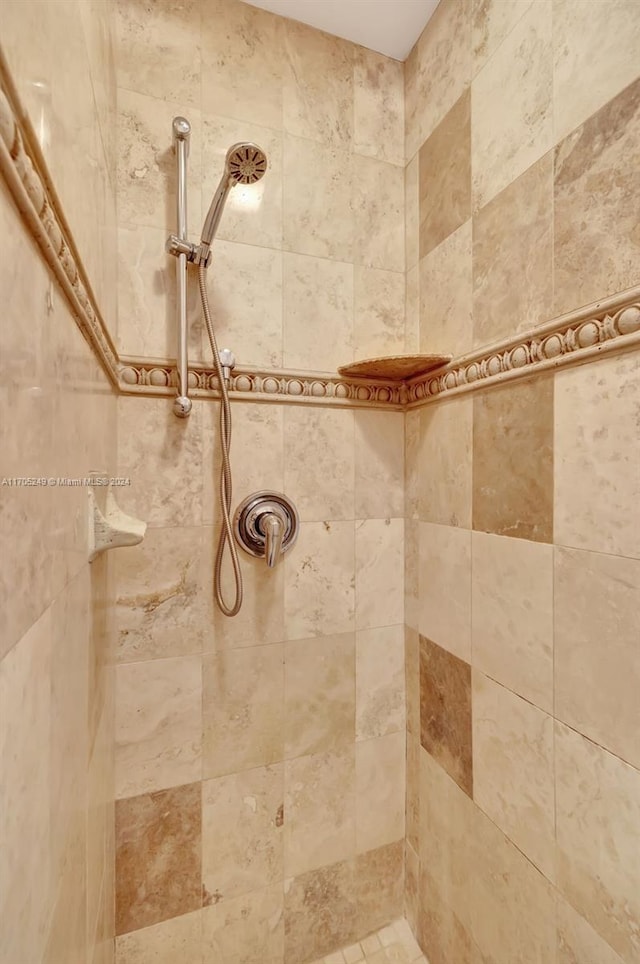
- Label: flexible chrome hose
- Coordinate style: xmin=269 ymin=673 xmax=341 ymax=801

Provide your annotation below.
xmin=198 ymin=264 xmax=243 ymax=616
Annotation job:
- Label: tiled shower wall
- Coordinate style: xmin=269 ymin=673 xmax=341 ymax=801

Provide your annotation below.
xmin=0 ymin=2 xmax=119 ymax=962
xmin=404 ymin=2 xmax=640 ymax=963
xmin=112 ymin=0 xmax=407 ymax=961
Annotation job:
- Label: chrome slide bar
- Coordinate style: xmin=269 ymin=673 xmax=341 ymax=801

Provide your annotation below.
xmin=170 ymin=116 xmax=192 ymax=418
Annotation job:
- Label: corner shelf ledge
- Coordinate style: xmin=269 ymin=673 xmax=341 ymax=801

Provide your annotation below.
xmin=337 ymin=353 xmax=451 ymax=381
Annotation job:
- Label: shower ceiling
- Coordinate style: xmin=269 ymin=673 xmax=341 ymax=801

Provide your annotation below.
xmin=241 ymin=0 xmax=440 ymax=61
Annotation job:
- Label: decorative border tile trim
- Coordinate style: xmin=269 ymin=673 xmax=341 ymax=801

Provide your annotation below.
xmin=0 ymin=61 xmax=120 ymax=388
xmin=118 ymin=357 xmax=406 ymax=410
xmin=406 ymin=286 xmax=640 ymax=407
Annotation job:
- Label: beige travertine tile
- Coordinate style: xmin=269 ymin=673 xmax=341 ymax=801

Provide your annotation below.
xmin=284 ymin=521 xmax=355 ymax=640
xmin=283 ymin=136 xmax=354 ymax=263
xmin=283 ymin=19 xmax=353 ymax=148
xmin=353 ymin=156 xmax=404 ymax=273
xmin=354 ymin=47 xmax=404 ymax=167
xmin=472 ymin=532 xmax=553 ymax=712
xmin=555 ymin=722 xmax=640 ymax=963
xmin=420 ymin=635 xmax=473 ymax=797
xmin=472 ymin=154 xmax=553 ymax=345
xmin=43 ymin=816 xmax=87 ymax=964
xmin=356 ymin=733 xmax=405 ymax=853
xmin=554 ymin=353 xmax=640 ymax=558
xmin=404 ymin=409 xmax=421 ymax=522
xmin=356 ymin=842 xmax=404 ymax=938
xmin=419 ymin=219 xmax=472 ymax=357
xmin=471 ymin=1 xmax=552 ymax=209
xmin=355 ymin=519 xmax=404 ymax=631
xmin=284 ymin=860 xmax=357 ymax=963
xmin=116 ymin=87 xmax=202 ymax=231
xmin=418 ymin=92 xmax=471 ymax=260
xmin=405 ymin=155 xmax=419 ymax=270
xmin=201 ymin=0 xmax=283 ymax=130
xmin=285 ymin=633 xmax=355 ymax=758
xmin=284 ymin=748 xmax=355 ymax=876
xmin=202 ymin=881 xmax=284 ymax=963
xmin=204 ymin=240 xmax=283 ymax=369
xmin=354 ymin=267 xmax=405 ymax=361
xmin=283 ymin=252 xmax=354 ymax=372
xmin=114 ymin=526 xmax=210 ymax=662
xmin=202 ymin=765 xmax=283 ymax=903
xmin=472 ymin=672 xmax=555 ymax=878
xmin=115 ymin=782 xmax=201 ymax=934
xmin=201 ymin=115 xmax=283 ymax=251
xmin=553 ymin=0 xmax=640 ymax=142
xmin=554 ymin=78 xmax=640 ymax=316
xmin=472 ymin=0 xmax=535 ymax=73
xmin=473 ymin=377 xmax=554 ymax=543
xmin=417 ymin=869 xmax=478 ymax=964
xmin=356 ymin=626 xmax=405 ymax=741
xmin=115 ymin=655 xmax=202 ymax=797
xmin=404 ymin=841 xmax=420 ymax=935
xmin=0 ymin=608 xmax=52 ymax=964
xmin=117 ymin=396 xmax=203 ymax=528
xmin=115 ymin=909 xmax=203 ymax=964
xmin=405 ymin=0 xmax=472 ymax=159
xmin=404 ymin=523 xmax=420 ymax=633
xmin=419 ymin=523 xmax=472 ymax=661
xmin=557 ymin=898 xmax=625 ymax=964
xmin=284 ymin=407 xmax=355 ymax=522
xmin=405 ymin=264 xmax=419 ymax=354
xmin=355 ymin=411 xmax=404 ymax=520
xmin=115 ymin=0 xmax=200 ymax=107
xmin=405 ymin=627 xmax=420 ymax=740
xmin=116 ymin=223 xmax=203 ymax=360
xmin=418 ymin=393 xmax=473 ymax=529
xmin=202 ymin=644 xmax=283 ymax=778
xmin=555 ymin=547 xmax=640 ymax=769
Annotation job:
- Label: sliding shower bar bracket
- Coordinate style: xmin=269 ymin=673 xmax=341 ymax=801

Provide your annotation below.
xmin=168 ymin=115 xmax=194 ymax=418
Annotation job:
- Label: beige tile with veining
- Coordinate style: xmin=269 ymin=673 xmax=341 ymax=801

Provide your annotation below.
xmin=354 ymin=48 xmax=404 ymax=166
xmin=356 ymin=625 xmax=405 ymax=741
xmin=355 ymin=411 xmax=404 ymax=520
xmin=419 ymin=523 xmax=471 ymax=661
xmin=354 ymin=156 xmax=404 ymax=273
xmin=472 ymin=532 xmax=553 ymax=712
xmin=284 ymin=407 xmax=355 ymax=522
xmin=202 ymin=882 xmax=284 ymax=964
xmin=472 ymin=0 xmax=535 ymax=73
xmin=114 ymin=526 xmax=210 ymax=662
xmin=420 ymin=219 xmax=472 ymax=357
xmin=284 ymin=860 xmax=357 ymax=963
xmin=555 ymin=722 xmax=640 ymax=964
xmin=284 ymin=521 xmax=355 ymax=640
xmin=418 ymin=394 xmax=473 ymax=528
xmin=285 ymin=633 xmax=355 ymax=759
xmin=115 ymin=910 xmax=203 ymax=964
xmin=283 ymin=135 xmax=354 ymax=263
xmin=557 ymin=898 xmax=625 ymax=964
xmin=355 ymin=519 xmax=404 ymax=631
xmin=283 ymin=252 xmax=354 ymax=371
xmin=202 ymin=765 xmax=283 ymax=904
xmin=555 ymin=547 xmax=640 ymax=769
xmin=202 ymin=644 xmax=283 ymax=777
xmin=356 ymin=732 xmax=405 ymax=853
xmin=354 ymin=267 xmax=405 ymax=361
xmin=472 ymin=672 xmax=555 ymax=879
xmin=115 ymin=655 xmax=202 ymax=797
xmin=405 ymin=154 xmax=419 ymax=270
xmin=471 ymin=1 xmax=552 ymax=209
xmin=554 ymin=353 xmax=640 ymax=558
xmin=284 ymin=747 xmax=356 ymax=876
xmin=405 ymin=263 xmax=419 ymax=354
xmin=404 ymin=522 xmax=420 ymax=633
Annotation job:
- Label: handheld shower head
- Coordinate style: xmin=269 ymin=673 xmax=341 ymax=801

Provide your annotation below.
xmin=200 ymin=142 xmax=268 ymax=250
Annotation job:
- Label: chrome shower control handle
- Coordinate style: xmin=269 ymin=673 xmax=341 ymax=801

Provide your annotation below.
xmin=262 ymin=513 xmax=284 ymax=568
xmin=234 ymin=491 xmax=299 ymax=568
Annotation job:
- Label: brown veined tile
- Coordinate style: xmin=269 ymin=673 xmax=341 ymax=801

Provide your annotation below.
xmin=284 ymin=858 xmax=357 ymax=963
xmin=115 ymin=783 xmax=201 ymax=935
xmin=554 ymin=76 xmax=640 ymax=316
xmin=356 ymin=840 xmax=404 ymax=938
xmin=418 ymin=89 xmax=471 ymax=259
xmin=417 ymin=868 xmax=479 ymax=964
xmin=472 ymin=376 xmax=553 ymax=543
xmin=472 ymin=153 xmax=553 ymax=346
xmin=419 ymin=635 xmax=472 ymax=796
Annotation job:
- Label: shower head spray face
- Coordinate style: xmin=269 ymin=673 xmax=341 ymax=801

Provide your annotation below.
xmin=199 ymin=142 xmax=268 ymax=249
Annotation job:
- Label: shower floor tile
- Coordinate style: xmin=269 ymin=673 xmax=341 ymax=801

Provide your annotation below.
xmin=310 ymin=918 xmax=428 ymax=964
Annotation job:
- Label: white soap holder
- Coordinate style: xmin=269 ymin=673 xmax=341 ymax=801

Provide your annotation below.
xmin=88 ymin=485 xmax=146 ymax=562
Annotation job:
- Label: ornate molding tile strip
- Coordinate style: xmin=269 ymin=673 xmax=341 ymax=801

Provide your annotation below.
xmin=118 ymin=357 xmax=406 ymax=410
xmin=0 ymin=61 xmax=120 ymax=387
xmin=406 ymin=286 xmax=640 ymax=408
